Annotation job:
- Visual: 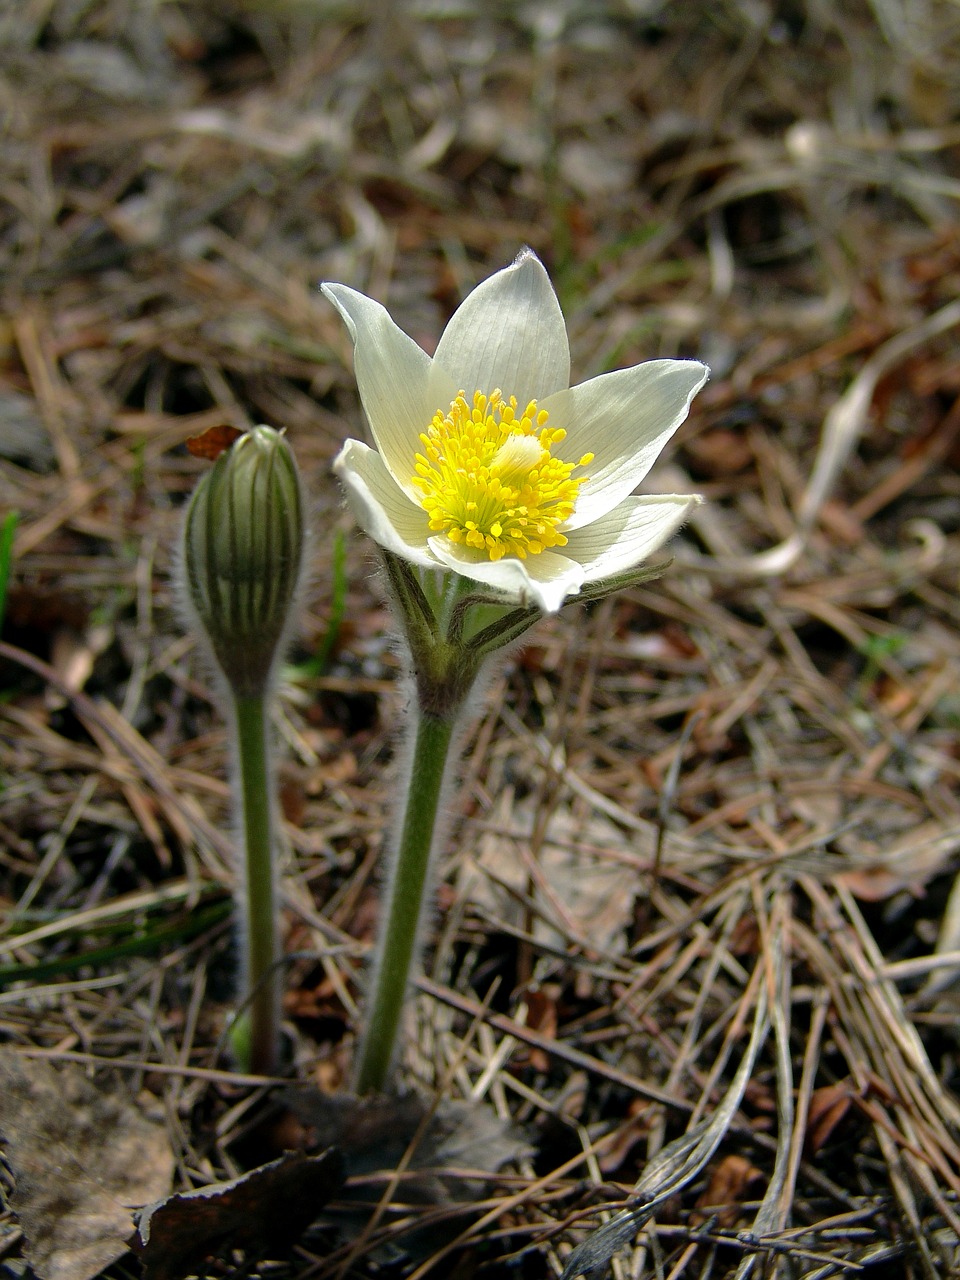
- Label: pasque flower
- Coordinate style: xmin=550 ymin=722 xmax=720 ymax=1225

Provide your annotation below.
xmin=323 ymin=249 xmax=707 ymax=614
xmin=323 ymin=251 xmax=709 ymax=1094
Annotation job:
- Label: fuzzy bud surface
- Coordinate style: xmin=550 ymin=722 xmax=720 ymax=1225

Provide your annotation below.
xmin=183 ymin=426 xmax=304 ymax=697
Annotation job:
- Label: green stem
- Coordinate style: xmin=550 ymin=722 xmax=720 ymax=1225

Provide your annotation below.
xmin=233 ymin=692 xmax=279 ymax=1074
xmin=355 ymin=710 xmax=457 ymax=1094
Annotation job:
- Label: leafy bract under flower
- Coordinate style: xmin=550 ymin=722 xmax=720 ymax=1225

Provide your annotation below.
xmin=323 ymin=249 xmax=708 ymax=613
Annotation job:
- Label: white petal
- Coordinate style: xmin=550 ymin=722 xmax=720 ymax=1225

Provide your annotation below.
xmin=428 ymin=538 xmax=585 ymax=613
xmin=322 ymin=283 xmax=435 ymax=501
xmin=565 ymin=494 xmax=702 ymax=580
xmin=333 ymin=438 xmax=437 ymax=570
xmin=544 ymin=359 xmax=708 ymax=530
xmin=429 ymin=249 xmax=570 ymax=406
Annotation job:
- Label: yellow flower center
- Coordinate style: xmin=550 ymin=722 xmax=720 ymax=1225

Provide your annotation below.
xmin=412 ymin=390 xmax=593 ymax=562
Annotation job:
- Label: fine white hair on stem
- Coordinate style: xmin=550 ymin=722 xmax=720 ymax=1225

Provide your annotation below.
xmin=174 ymin=427 xmax=309 ymax=1071
xmin=355 ymin=568 xmax=508 ymax=1083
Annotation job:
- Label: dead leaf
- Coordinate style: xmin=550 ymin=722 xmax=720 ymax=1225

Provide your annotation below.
xmin=683 ymin=428 xmax=754 ymax=478
xmin=284 ymin=1090 xmax=529 ymax=1262
xmin=462 ymin=795 xmax=640 ymax=954
xmin=0 ymin=1048 xmax=174 ymax=1280
xmin=46 ymin=622 xmax=113 ymax=707
xmin=834 ymin=820 xmax=960 ymax=900
xmin=519 ymin=986 xmax=558 ymax=1073
xmin=805 ymin=1081 xmax=854 ymax=1155
xmin=185 ymin=423 xmax=243 ymax=459
xmin=692 ymin=1154 xmax=764 ymax=1228
xmin=597 ymin=1101 xmax=652 ymax=1175
xmin=132 ymin=1149 xmax=343 ymax=1280
xmin=286 ymin=1090 xmax=527 ymax=1194
xmin=277 ymin=1091 xmax=529 ymax=1267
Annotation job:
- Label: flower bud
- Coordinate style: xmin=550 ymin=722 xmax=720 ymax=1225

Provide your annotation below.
xmin=182 ymin=426 xmax=304 ymax=697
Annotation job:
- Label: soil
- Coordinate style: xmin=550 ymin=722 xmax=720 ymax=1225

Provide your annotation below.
xmin=2 ymin=3 xmax=960 ymax=1277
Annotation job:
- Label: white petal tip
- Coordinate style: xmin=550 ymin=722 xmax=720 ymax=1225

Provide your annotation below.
xmin=514 ymin=245 xmax=543 ymax=267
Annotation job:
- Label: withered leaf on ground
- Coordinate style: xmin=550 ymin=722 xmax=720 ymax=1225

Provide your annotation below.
xmin=805 ymin=1081 xmax=855 ymax=1155
xmin=284 ymin=1091 xmax=530 ymax=1264
xmin=833 ymin=820 xmax=960 ymax=901
xmin=185 ymin=423 xmax=243 ymax=459
xmin=463 ymin=795 xmax=640 ymax=954
xmin=286 ymin=1089 xmax=528 ymax=1196
xmin=0 ymin=1047 xmax=174 ymax=1280
xmin=132 ymin=1148 xmax=343 ymax=1280
xmin=693 ymin=1154 xmax=764 ymax=1228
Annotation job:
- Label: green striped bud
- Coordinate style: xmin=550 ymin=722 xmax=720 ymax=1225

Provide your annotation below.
xmin=182 ymin=426 xmax=304 ymax=697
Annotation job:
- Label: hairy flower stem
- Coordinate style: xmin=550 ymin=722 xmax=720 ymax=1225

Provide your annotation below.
xmin=233 ymin=692 xmax=279 ymax=1075
xmin=355 ymin=708 xmax=458 ymax=1095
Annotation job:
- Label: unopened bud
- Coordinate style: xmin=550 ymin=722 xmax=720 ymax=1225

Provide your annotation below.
xmin=182 ymin=426 xmax=304 ymax=696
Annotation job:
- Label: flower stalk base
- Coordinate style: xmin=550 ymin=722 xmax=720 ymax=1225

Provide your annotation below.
xmin=233 ymin=692 xmax=280 ymax=1075
xmin=355 ymin=709 xmax=457 ymax=1095
xmin=353 ymin=550 xmax=680 ymax=1092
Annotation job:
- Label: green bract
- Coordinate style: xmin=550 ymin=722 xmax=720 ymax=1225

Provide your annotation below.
xmin=183 ymin=426 xmax=304 ymax=698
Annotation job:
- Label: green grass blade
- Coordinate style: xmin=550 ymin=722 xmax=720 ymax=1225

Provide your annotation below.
xmin=287 ymin=528 xmax=347 ymax=681
xmin=0 ymin=899 xmax=231 ymax=988
xmin=0 ymin=510 xmax=18 ymax=633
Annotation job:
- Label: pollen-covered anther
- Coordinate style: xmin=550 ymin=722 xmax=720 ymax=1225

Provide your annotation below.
xmin=412 ymin=389 xmax=590 ymax=562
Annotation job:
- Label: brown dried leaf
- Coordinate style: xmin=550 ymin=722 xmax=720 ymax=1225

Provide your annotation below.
xmin=47 ymin=623 xmax=113 ymax=702
xmin=465 ymin=796 xmax=639 ymax=954
xmin=0 ymin=1048 xmax=174 ymax=1280
xmin=522 ymin=987 xmax=558 ymax=1073
xmin=805 ymin=1081 xmax=854 ymax=1155
xmin=280 ymin=1091 xmax=529 ymax=1265
xmin=597 ymin=1102 xmax=652 ymax=1175
xmin=286 ymin=1090 xmax=528 ymax=1192
xmin=683 ymin=428 xmax=754 ymax=478
xmin=133 ymin=1149 xmax=343 ymax=1280
xmin=185 ymin=423 xmax=243 ymax=459
xmin=693 ymin=1154 xmax=764 ymax=1228
xmin=834 ymin=820 xmax=960 ymax=900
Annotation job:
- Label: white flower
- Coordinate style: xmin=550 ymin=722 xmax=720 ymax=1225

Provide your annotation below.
xmin=323 ymin=249 xmax=707 ymax=613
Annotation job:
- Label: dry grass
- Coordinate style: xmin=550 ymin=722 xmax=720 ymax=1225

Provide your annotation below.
xmin=2 ymin=1 xmax=960 ymax=1276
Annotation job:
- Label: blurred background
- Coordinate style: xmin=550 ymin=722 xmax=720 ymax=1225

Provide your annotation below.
xmin=3 ymin=2 xmax=960 ymax=1276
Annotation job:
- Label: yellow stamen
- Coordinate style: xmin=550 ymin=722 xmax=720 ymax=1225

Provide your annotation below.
xmin=412 ymin=390 xmax=592 ymax=562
